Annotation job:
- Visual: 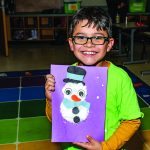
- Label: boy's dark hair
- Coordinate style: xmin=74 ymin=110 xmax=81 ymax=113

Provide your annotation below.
xmin=69 ymin=6 xmax=112 ymax=37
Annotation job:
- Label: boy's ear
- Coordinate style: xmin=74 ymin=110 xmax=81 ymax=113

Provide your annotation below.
xmin=68 ymin=38 xmax=74 ymax=51
xmin=107 ymin=38 xmax=114 ymax=52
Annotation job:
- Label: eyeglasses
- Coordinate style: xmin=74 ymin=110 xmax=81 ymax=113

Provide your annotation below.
xmin=72 ymin=36 xmax=109 ymax=45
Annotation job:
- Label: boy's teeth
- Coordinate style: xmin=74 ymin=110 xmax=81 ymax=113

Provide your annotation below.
xmin=83 ymin=51 xmax=96 ymax=54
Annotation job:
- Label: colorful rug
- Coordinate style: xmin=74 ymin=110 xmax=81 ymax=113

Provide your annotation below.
xmin=0 ymin=67 xmax=149 ymax=150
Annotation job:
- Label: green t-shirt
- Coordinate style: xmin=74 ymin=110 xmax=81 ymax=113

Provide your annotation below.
xmin=61 ymin=62 xmax=143 ymax=150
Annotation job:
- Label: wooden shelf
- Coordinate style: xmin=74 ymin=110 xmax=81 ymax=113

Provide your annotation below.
xmin=7 ymin=13 xmax=72 ymax=42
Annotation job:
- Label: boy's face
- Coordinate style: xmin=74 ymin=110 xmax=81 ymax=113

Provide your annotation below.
xmin=68 ymin=20 xmax=114 ymax=66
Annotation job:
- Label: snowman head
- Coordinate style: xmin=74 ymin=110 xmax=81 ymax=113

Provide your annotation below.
xmin=62 ymin=82 xmax=87 ymax=102
xmin=62 ymin=66 xmax=87 ymax=102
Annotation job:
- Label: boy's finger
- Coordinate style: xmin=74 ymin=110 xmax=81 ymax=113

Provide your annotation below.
xmin=46 ymin=74 xmax=54 ymax=80
xmin=45 ymin=83 xmax=55 ymax=91
xmin=86 ymin=135 xmax=96 ymax=144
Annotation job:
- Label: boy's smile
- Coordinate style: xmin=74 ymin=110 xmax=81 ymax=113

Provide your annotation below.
xmin=68 ymin=20 xmax=114 ymax=66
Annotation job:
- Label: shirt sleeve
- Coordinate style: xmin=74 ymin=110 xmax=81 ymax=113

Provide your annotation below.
xmin=45 ymin=98 xmax=52 ymax=122
xmin=118 ymin=73 xmax=143 ymax=120
xmin=101 ymin=119 xmax=141 ymax=150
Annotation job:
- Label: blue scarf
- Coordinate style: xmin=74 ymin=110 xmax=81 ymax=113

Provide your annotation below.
xmin=62 ymin=98 xmax=90 ymax=109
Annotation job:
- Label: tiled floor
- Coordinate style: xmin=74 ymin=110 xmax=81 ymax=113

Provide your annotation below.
xmin=0 ymin=42 xmax=150 ymax=150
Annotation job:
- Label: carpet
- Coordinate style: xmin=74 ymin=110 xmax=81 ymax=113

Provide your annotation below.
xmin=0 ymin=69 xmax=61 ymax=150
xmin=0 ymin=67 xmax=149 ymax=150
xmin=121 ymin=66 xmax=150 ymax=107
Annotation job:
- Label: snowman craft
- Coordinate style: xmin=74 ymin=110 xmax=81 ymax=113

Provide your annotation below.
xmin=60 ymin=66 xmax=90 ymax=124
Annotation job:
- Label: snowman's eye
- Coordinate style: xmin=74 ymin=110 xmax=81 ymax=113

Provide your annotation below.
xmin=78 ymin=90 xmax=85 ymax=98
xmin=64 ymin=88 xmax=72 ymax=95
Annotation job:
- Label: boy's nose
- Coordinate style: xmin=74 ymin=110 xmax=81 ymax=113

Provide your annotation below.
xmin=84 ymin=38 xmax=94 ymax=47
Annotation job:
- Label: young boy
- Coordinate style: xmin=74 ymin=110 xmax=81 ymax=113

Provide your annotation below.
xmin=45 ymin=6 xmax=143 ymax=150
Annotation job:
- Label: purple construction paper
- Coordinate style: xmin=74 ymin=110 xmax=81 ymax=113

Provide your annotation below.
xmin=51 ymin=64 xmax=107 ymax=142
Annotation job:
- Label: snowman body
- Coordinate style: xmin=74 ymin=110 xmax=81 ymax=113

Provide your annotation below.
xmin=60 ymin=82 xmax=90 ymax=124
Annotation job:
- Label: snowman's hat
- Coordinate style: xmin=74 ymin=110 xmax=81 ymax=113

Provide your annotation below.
xmin=63 ymin=66 xmax=86 ymax=84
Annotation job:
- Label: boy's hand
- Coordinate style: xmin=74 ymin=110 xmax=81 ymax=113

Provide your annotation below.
xmin=73 ymin=135 xmax=102 ymax=150
xmin=45 ymin=74 xmax=55 ymax=101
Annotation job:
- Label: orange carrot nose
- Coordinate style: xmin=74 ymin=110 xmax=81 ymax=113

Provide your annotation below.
xmin=71 ymin=94 xmax=81 ymax=102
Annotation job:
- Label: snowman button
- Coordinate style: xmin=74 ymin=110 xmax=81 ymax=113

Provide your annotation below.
xmin=73 ymin=116 xmax=80 ymax=123
xmin=72 ymin=107 xmax=79 ymax=114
